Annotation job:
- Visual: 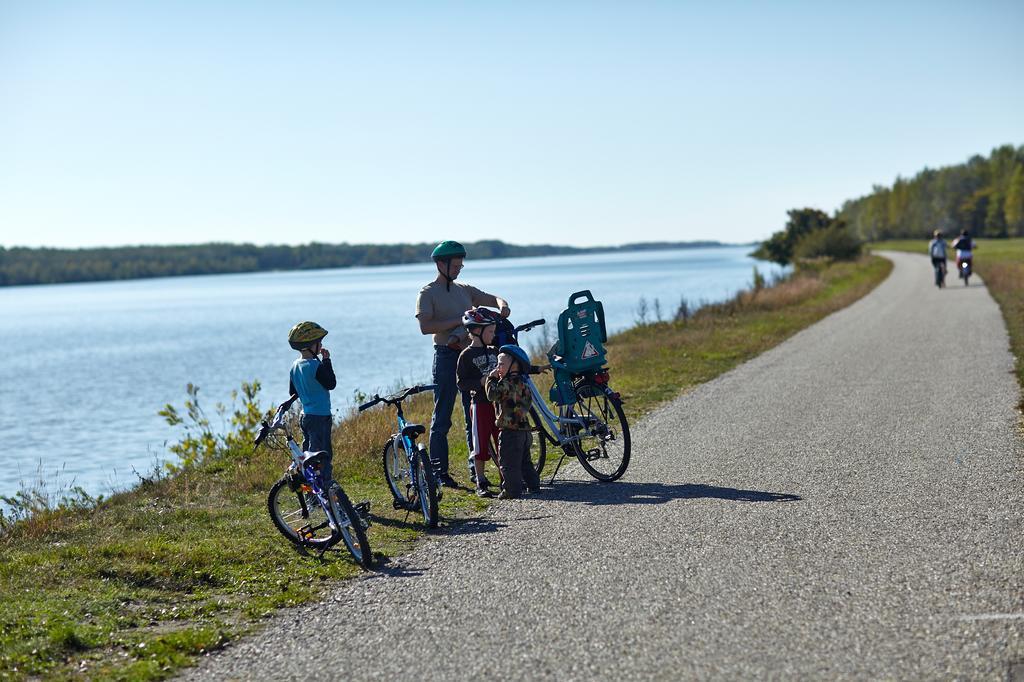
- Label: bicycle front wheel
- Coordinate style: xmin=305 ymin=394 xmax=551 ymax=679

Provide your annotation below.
xmin=382 ymin=438 xmax=412 ymax=509
xmin=268 ymin=475 xmax=334 ymax=548
xmin=328 ymin=483 xmax=373 ymax=568
xmin=570 ymin=380 xmax=631 ymax=482
xmin=414 ymin=446 xmax=439 ymax=528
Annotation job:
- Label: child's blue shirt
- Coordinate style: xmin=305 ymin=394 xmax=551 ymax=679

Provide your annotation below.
xmin=289 ymin=357 xmax=336 ymax=416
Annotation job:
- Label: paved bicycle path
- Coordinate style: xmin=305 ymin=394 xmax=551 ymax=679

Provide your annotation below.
xmin=184 ymin=251 xmax=1024 ymax=679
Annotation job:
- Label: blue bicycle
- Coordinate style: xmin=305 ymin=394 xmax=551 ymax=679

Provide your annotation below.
xmin=358 ymin=384 xmax=441 ymax=528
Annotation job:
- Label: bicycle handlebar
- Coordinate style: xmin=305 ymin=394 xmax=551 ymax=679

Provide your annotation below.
xmin=514 ymin=318 xmax=546 ymax=334
xmin=358 ymin=384 xmax=438 ymax=412
xmin=253 ymin=395 xmax=299 ymax=450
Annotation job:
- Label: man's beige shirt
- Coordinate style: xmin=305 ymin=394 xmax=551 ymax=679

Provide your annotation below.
xmin=415 ymin=280 xmax=499 ymax=345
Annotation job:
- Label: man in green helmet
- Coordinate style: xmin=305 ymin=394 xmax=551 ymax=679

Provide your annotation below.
xmin=416 ymin=240 xmax=510 ymax=487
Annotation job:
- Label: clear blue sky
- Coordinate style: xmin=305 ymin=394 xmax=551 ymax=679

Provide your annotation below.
xmin=1 ymin=1 xmax=1022 ymax=248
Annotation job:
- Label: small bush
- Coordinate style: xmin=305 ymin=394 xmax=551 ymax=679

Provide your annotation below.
xmin=794 ymin=225 xmax=862 ymax=261
xmin=752 ymin=267 xmax=766 ymax=291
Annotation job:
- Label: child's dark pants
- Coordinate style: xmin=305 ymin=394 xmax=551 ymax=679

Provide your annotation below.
xmin=300 ymin=414 xmax=334 ymax=484
xmin=497 ymin=429 xmax=540 ymax=497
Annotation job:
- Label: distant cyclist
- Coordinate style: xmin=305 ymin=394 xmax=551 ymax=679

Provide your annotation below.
xmin=952 ymin=229 xmax=975 ymax=282
xmin=928 ymin=230 xmax=947 ymax=288
xmin=415 ymin=241 xmax=510 ymax=487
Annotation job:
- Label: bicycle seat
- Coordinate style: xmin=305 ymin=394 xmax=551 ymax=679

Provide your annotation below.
xmin=401 ymin=424 xmax=426 ymax=439
xmin=301 ymin=451 xmax=327 ymax=470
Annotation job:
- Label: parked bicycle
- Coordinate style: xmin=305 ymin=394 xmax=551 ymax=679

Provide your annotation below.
xmin=358 ymin=384 xmax=442 ymax=528
xmin=499 ymin=290 xmax=631 ymax=483
xmin=254 ymin=396 xmax=373 ymax=567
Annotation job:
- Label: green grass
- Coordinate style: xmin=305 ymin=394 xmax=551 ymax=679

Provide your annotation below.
xmin=0 ymin=255 xmax=892 ymax=681
xmin=872 ymin=238 xmax=1024 ymax=406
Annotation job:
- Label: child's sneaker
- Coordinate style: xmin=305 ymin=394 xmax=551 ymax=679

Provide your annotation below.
xmin=475 ymin=486 xmax=493 ymax=498
xmin=497 ymin=490 xmax=518 ymax=500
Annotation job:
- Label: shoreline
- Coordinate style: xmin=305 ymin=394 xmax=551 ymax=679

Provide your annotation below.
xmin=0 ymin=240 xmax=745 ymax=289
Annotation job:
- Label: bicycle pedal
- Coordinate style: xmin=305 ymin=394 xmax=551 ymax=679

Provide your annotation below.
xmin=354 ymin=501 xmax=372 ymax=528
xmin=298 ymin=525 xmax=316 ymax=541
xmin=585 ymin=448 xmax=603 ymax=460
xmin=392 ymin=499 xmax=405 ymax=511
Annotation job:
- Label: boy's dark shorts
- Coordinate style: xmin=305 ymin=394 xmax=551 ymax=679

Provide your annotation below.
xmin=300 ymin=414 xmax=333 ymax=455
xmin=300 ymin=414 xmax=334 ymax=482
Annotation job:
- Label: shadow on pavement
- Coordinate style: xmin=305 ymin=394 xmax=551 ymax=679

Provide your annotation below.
xmin=368 ymin=559 xmax=428 ymax=579
xmin=440 ymin=516 xmax=508 ymax=537
xmin=536 ymin=480 xmax=802 ymax=506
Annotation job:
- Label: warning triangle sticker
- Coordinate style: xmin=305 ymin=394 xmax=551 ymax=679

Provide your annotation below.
xmin=581 ymin=341 xmax=599 ymax=360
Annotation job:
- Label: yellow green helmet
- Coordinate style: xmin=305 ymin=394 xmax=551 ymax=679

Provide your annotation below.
xmin=288 ymin=321 xmax=328 ymax=350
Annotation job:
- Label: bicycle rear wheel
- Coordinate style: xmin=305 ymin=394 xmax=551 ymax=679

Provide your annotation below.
xmin=268 ymin=475 xmax=333 ymax=548
xmin=328 ymin=483 xmax=373 ymax=568
xmin=570 ymin=380 xmax=631 ymax=482
xmin=414 ymin=446 xmax=439 ymax=528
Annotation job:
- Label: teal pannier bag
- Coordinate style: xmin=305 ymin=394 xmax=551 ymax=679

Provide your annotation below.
xmin=548 ymin=290 xmax=608 ymax=404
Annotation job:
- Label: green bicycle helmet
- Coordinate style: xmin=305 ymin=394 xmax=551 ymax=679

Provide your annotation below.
xmin=288 ymin=321 xmax=328 ymax=350
xmin=431 ymin=240 xmax=467 ymax=261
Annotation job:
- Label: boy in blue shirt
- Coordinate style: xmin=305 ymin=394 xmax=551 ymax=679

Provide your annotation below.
xmin=287 ymin=321 xmax=337 ymax=483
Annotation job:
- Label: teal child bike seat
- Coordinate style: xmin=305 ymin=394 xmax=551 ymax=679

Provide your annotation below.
xmin=548 ymin=290 xmax=607 ymax=405
xmin=551 ymin=290 xmax=608 ymax=373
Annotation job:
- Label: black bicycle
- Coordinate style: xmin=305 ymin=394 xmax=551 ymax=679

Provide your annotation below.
xmin=254 ymin=397 xmax=373 ymax=567
xmin=933 ymin=259 xmax=946 ymax=288
xmin=358 ymin=385 xmax=441 ymax=528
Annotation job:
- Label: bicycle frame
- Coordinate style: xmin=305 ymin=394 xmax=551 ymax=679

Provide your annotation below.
xmin=265 ymin=409 xmax=338 ymax=532
xmin=390 ymin=401 xmax=420 ymax=472
xmin=522 ymin=373 xmax=586 ymax=447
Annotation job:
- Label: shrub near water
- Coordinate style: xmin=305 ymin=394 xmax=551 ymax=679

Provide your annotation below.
xmin=793 ymin=225 xmax=862 ymax=261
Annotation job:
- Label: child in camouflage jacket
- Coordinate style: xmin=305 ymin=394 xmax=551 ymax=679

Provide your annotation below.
xmin=484 ymin=345 xmax=542 ymax=499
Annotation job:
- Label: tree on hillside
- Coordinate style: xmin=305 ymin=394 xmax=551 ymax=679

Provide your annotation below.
xmin=959 ymin=187 xmax=993 ymax=236
xmin=839 ymin=144 xmax=1024 ymax=240
xmin=985 ymin=189 xmax=1008 ymax=237
xmin=1005 ymin=165 xmax=1024 ymax=235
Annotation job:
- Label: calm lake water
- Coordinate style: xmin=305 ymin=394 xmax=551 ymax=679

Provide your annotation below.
xmin=0 ymin=246 xmax=784 ymax=500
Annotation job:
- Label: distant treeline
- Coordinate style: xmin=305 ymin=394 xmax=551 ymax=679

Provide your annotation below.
xmin=838 ymin=144 xmax=1024 ymax=241
xmin=0 ymin=239 xmax=727 ymax=287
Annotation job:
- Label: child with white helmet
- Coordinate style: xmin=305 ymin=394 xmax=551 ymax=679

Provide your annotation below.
xmin=456 ymin=307 xmax=503 ymax=497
